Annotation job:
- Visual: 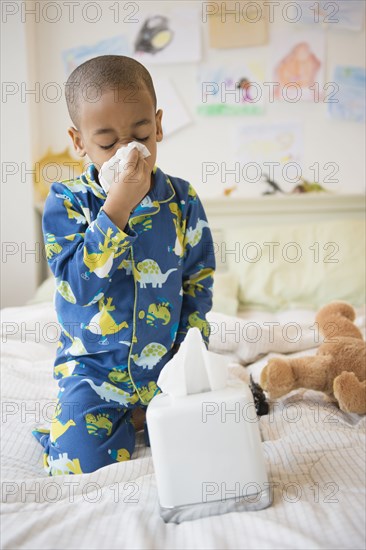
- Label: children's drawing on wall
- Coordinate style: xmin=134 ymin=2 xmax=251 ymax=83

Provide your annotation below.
xmin=63 ymin=35 xmax=130 ymax=76
xmin=153 ymin=77 xmax=192 ymax=136
xmin=300 ymin=0 xmax=365 ymax=31
xmin=132 ymin=7 xmax=201 ymax=64
xmin=198 ymin=62 xmax=266 ymax=115
xmin=134 ymin=16 xmax=174 ymax=55
xmin=231 ymin=122 xmax=304 ymax=196
xmin=207 ymin=2 xmax=268 ymax=48
xmin=271 ymin=29 xmax=324 ymax=101
xmin=329 ymin=66 xmax=366 ymax=123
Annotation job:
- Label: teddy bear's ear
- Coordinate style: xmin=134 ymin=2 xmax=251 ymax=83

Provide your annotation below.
xmin=316 ymin=302 xmax=363 ymax=341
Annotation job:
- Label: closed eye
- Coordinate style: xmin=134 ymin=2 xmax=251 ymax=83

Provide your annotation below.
xmin=100 ymin=142 xmax=117 ymax=150
xmin=99 ymin=136 xmax=149 ymax=150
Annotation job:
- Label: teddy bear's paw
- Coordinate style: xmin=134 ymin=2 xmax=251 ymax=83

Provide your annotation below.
xmin=333 ymin=372 xmax=366 ymax=415
xmin=260 ymin=358 xmax=295 ymax=399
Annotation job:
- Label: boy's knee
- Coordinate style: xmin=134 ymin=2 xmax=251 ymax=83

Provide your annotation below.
xmin=44 ymin=406 xmax=136 ymax=475
xmin=40 ymin=376 xmax=143 ymax=475
xmin=45 ymin=429 xmax=135 ymax=475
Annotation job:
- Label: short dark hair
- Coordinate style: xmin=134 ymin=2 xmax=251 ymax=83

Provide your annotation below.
xmin=65 ymin=55 xmax=157 ymax=127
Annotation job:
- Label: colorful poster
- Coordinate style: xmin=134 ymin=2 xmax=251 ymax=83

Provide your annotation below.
xmin=329 ymin=66 xmax=366 ymax=123
xmin=154 ymin=77 xmax=192 ymax=136
xmin=300 ymin=0 xmax=365 ymax=31
xmin=63 ymin=35 xmax=130 ymax=76
xmin=132 ymin=7 xmax=201 ymax=65
xmin=271 ymin=28 xmax=324 ymax=102
xmin=233 ymin=122 xmax=304 ymax=193
xmin=197 ymin=61 xmax=266 ymax=115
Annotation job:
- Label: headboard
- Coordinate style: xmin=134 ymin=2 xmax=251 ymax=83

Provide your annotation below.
xmin=203 ymin=192 xmax=365 ymax=227
xmin=201 ymin=193 xmax=366 ymax=311
xmin=203 ymin=193 xmax=365 ymax=268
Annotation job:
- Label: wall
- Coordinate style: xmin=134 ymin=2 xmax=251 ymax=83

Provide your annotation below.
xmin=31 ymin=0 xmax=366 ymax=197
xmin=1 ymin=9 xmax=38 ymax=308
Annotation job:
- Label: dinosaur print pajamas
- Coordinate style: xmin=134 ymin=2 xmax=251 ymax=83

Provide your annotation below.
xmin=33 ymin=164 xmax=215 ymax=475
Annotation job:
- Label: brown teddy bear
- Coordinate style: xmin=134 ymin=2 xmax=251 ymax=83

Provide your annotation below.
xmin=260 ymin=302 xmax=366 ymax=414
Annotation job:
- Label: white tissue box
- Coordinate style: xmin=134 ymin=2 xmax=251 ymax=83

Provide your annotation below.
xmin=146 ymin=378 xmax=272 ymax=523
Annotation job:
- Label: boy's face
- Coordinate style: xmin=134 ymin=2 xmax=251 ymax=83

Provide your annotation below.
xmin=68 ymin=85 xmax=163 ymax=176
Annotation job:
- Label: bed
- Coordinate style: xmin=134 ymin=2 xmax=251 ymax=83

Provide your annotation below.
xmin=1 ymin=193 xmax=365 ymax=550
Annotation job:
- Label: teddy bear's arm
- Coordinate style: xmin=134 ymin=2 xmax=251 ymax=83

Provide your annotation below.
xmin=260 ymin=355 xmax=333 ymax=399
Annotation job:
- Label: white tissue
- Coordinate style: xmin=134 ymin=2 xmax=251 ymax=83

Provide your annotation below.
xmin=98 ymin=141 xmax=151 ymax=194
xmin=157 ymin=327 xmax=228 ymax=398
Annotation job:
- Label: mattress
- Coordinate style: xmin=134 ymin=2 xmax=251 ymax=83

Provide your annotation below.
xmin=1 ymin=302 xmax=365 ymax=549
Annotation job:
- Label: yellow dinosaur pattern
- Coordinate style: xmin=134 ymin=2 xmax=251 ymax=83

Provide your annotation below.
xmin=183 ymin=267 xmax=214 ymax=298
xmin=50 ymin=417 xmax=76 ymax=443
xmin=169 ymin=203 xmax=186 ymax=257
xmin=83 ymin=296 xmax=129 ymax=341
xmin=45 ymin=233 xmax=62 ymax=259
xmin=85 ymin=413 xmax=113 ymax=437
xmin=83 ymin=227 xmax=130 ymax=279
xmin=137 ymin=381 xmax=159 ymax=403
xmin=188 ymin=311 xmax=210 ymax=338
xmin=108 ymin=448 xmax=130 ymax=462
xmin=54 ymin=360 xmax=79 ymax=378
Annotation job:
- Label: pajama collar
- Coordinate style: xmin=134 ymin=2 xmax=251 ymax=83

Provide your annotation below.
xmin=83 ymin=164 xmax=176 ymax=218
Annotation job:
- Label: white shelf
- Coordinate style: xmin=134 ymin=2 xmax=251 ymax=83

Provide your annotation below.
xmin=202 ymin=193 xmax=366 ymax=227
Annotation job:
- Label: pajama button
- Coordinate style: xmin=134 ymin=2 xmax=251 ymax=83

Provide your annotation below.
xmin=138 ymin=311 xmax=145 ymax=319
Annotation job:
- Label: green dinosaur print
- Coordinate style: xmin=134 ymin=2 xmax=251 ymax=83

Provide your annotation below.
xmin=188 ymin=311 xmax=210 ymax=338
xmin=85 ymin=413 xmax=113 ymax=438
xmin=137 ymin=381 xmax=160 ymax=403
xmin=45 ymin=233 xmax=63 ymax=259
xmin=139 ymin=299 xmax=172 ymax=327
xmin=108 ymin=368 xmax=131 ymax=385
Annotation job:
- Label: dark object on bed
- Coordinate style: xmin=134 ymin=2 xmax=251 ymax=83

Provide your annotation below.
xmin=144 ymin=421 xmax=150 ymax=447
xmin=249 ymin=375 xmax=269 ymax=416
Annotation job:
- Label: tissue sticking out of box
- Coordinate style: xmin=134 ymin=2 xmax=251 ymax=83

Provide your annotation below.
xmin=98 ymin=141 xmax=151 ymax=194
xmin=157 ymin=327 xmax=228 ymax=397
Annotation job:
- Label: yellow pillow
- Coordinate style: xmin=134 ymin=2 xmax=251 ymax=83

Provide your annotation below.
xmin=223 ymin=218 xmax=365 ymax=311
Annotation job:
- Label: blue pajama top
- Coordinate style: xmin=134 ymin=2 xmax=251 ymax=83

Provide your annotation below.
xmin=42 ymin=164 xmax=215 ymax=404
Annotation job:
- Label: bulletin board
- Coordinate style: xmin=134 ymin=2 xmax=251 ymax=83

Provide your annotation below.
xmin=28 ymin=0 xmax=366 ymax=199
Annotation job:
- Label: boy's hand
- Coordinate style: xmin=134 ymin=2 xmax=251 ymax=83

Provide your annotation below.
xmin=131 ymin=406 xmax=146 ymax=432
xmin=102 ymin=148 xmax=151 ymax=231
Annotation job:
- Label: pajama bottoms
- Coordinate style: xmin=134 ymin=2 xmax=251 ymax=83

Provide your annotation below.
xmin=32 ymin=368 xmax=157 ymax=476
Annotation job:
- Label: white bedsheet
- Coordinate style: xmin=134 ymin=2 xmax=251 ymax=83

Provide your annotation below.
xmin=1 ymin=302 xmax=365 ymax=550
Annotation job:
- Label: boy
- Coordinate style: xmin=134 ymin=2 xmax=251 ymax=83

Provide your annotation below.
xmin=33 ymin=55 xmax=215 ymax=476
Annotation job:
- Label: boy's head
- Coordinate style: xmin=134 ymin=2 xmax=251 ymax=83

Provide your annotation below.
xmin=65 ymin=55 xmax=163 ymax=174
